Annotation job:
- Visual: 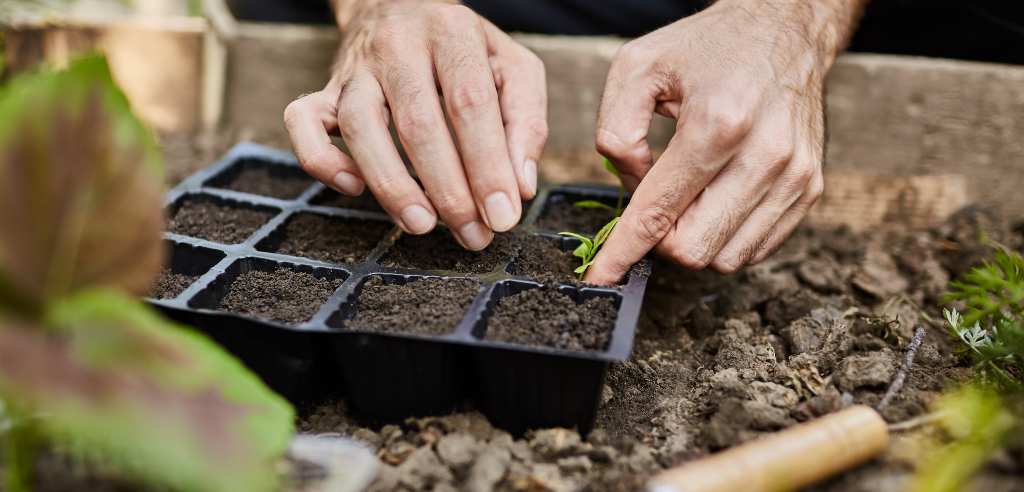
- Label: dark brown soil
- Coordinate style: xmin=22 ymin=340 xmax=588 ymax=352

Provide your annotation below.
xmin=264 ymin=213 xmax=391 ymax=265
xmin=537 ymin=198 xmax=617 ymax=235
xmin=310 ymin=189 xmax=384 ymax=212
xmin=296 ymin=207 xmax=1024 ymax=492
xmin=218 ymin=267 xmax=343 ymax=324
xmin=485 ymin=287 xmax=615 ymax=351
xmin=149 ymin=268 xmax=198 ymax=299
xmin=381 ymin=230 xmax=518 ymax=274
xmin=168 ymin=198 xmax=275 ymax=244
xmin=508 ymin=236 xmax=579 ymax=285
xmin=214 ymin=163 xmax=314 ymax=199
xmin=340 ymin=276 xmax=481 ymax=336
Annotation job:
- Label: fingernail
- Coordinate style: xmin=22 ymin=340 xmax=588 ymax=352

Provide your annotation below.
xmin=458 ymin=221 xmax=492 ymax=251
xmin=333 ymin=171 xmax=364 ymax=195
xmin=484 ymin=192 xmax=518 ymax=232
xmin=400 ymin=205 xmax=435 ymax=234
xmin=523 ymin=159 xmax=537 ymax=196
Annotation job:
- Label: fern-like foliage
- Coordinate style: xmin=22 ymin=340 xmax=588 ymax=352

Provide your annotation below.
xmin=943 ymin=249 xmax=1024 ymax=391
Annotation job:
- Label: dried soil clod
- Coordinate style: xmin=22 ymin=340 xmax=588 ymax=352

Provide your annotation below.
xmin=484 ymin=287 xmax=616 ymax=351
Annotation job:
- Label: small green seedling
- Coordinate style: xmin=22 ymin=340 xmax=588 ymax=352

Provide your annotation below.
xmin=558 ymin=158 xmax=625 ymax=278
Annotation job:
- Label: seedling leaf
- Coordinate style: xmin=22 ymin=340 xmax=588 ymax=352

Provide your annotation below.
xmin=0 ymin=290 xmax=294 ymax=492
xmin=573 ymin=200 xmax=616 ymax=212
xmin=593 ymin=217 xmax=620 ymax=248
xmin=0 ymin=55 xmax=164 ymax=312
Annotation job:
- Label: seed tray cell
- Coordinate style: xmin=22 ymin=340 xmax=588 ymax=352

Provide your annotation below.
xmin=149 ymin=142 xmax=650 ymax=434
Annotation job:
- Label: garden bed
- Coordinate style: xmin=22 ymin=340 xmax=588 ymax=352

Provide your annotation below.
xmin=298 ymin=207 xmax=1024 ymax=491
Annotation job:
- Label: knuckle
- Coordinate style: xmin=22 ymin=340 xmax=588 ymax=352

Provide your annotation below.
xmin=595 ymin=129 xmax=642 ymax=163
xmin=448 ymin=83 xmax=497 ymax=119
xmin=631 ymin=206 xmax=675 ymax=245
xmin=762 ymin=145 xmax=795 ymax=174
xmin=806 ymin=173 xmax=825 ymax=203
xmin=394 ymin=106 xmax=435 ymax=144
xmin=711 ymin=254 xmax=744 ymax=274
xmin=696 ymin=97 xmax=753 ymax=151
xmin=616 ymin=39 xmax=655 ymax=68
xmin=432 ymin=4 xmax=478 ymax=29
xmin=431 ymin=190 xmax=475 ymax=217
xmin=526 ymin=117 xmax=549 ymax=143
xmin=370 ymin=25 xmax=404 ymax=55
xmin=671 ymin=236 xmax=714 ymax=269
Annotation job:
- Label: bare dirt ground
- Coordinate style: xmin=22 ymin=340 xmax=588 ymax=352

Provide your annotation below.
xmin=161 ymin=134 xmax=1024 ymax=491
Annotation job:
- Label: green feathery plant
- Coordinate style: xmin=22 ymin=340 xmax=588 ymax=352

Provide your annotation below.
xmin=558 ymin=159 xmax=624 ymax=278
xmin=912 ymin=248 xmax=1024 ymax=492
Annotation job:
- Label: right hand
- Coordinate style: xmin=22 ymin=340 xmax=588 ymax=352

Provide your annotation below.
xmin=284 ymin=1 xmax=547 ymax=250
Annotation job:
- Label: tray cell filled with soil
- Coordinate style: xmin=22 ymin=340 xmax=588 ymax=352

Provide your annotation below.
xmin=189 ymin=257 xmax=347 ymax=325
xmin=204 ymin=158 xmax=314 ymax=200
xmin=507 ymin=234 xmax=582 ymax=285
xmin=535 ymin=189 xmax=625 ymax=235
xmin=380 ymin=228 xmax=517 ymax=274
xmin=149 ymin=240 xmax=225 ymax=300
xmin=329 ymin=274 xmax=482 ymax=336
xmin=167 ymin=193 xmax=278 ymax=244
xmin=309 ymin=188 xmax=384 ymax=212
xmin=256 ymin=212 xmax=392 ymax=265
xmin=474 ymin=280 xmax=619 ymax=352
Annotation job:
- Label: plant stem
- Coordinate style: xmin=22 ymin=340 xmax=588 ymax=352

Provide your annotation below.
xmin=4 ymin=408 xmax=38 ymax=492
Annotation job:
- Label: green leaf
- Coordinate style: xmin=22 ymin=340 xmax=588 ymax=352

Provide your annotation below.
xmin=572 ymin=242 xmax=591 ymax=259
xmin=573 ymin=200 xmax=616 ymax=212
xmin=0 ymin=55 xmax=165 ymax=311
xmin=603 ymin=158 xmax=620 ymax=178
xmin=559 ymin=232 xmax=594 ymax=250
xmin=911 ymin=385 xmax=1016 ymax=492
xmin=593 ymin=217 xmax=620 ymax=249
xmin=0 ymin=290 xmax=294 ymax=492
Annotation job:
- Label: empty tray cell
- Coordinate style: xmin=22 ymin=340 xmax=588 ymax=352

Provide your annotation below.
xmin=190 ymin=257 xmax=347 ymax=325
xmin=380 ymin=228 xmax=517 ymax=274
xmin=150 ymin=240 xmax=226 ymax=299
xmin=476 ymin=281 xmax=619 ymax=352
xmin=309 ymin=188 xmax=384 ymax=212
xmin=256 ymin=212 xmax=392 ymax=265
xmin=536 ymin=190 xmax=623 ymax=235
xmin=204 ymin=158 xmax=314 ymax=200
xmin=329 ymin=274 xmax=481 ymax=336
xmin=168 ymin=194 xmax=277 ymax=244
xmin=508 ymin=234 xmax=581 ymax=285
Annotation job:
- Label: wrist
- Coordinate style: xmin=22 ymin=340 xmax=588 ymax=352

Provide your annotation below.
xmin=332 ymin=0 xmax=459 ymax=31
xmin=713 ymin=0 xmax=866 ymax=71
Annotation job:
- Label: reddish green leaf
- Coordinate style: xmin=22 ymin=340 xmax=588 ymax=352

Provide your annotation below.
xmin=0 ymin=56 xmax=165 ymax=312
xmin=0 ymin=290 xmax=294 ymax=491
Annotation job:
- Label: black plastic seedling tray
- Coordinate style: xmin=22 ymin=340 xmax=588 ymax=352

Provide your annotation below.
xmin=150 ymin=142 xmax=650 ymax=435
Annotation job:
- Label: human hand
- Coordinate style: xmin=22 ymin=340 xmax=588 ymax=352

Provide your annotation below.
xmin=585 ymin=0 xmax=865 ymax=283
xmin=284 ymin=1 xmax=547 ymax=250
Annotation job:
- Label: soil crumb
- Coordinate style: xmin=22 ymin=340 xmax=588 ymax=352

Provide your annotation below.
xmin=381 ymin=229 xmax=518 ymax=274
xmin=150 ymin=268 xmax=198 ymax=299
xmin=310 ymin=189 xmax=384 ymax=212
xmin=537 ymin=196 xmax=617 ymax=235
xmin=168 ymin=198 xmax=274 ymax=244
xmin=266 ymin=213 xmax=391 ymax=265
xmin=214 ymin=163 xmax=314 ymax=199
xmin=341 ymin=276 xmax=481 ymax=336
xmin=219 ymin=267 xmax=343 ymax=324
xmin=486 ymin=287 xmax=615 ymax=351
xmin=509 ymin=236 xmax=579 ymax=285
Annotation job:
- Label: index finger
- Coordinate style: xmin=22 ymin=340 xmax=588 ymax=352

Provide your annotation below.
xmin=583 ymin=109 xmax=745 ymax=284
xmin=283 ymin=91 xmax=366 ymax=196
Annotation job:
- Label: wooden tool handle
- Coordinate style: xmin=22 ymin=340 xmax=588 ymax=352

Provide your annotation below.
xmin=647 ymin=405 xmax=889 ymax=492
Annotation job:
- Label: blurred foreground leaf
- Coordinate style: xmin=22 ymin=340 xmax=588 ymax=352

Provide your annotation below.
xmin=0 ymin=290 xmax=294 ymax=491
xmin=0 ymin=55 xmax=164 ymax=314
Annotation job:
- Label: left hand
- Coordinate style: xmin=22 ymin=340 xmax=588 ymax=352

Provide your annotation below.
xmin=584 ymin=0 xmax=863 ymax=284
